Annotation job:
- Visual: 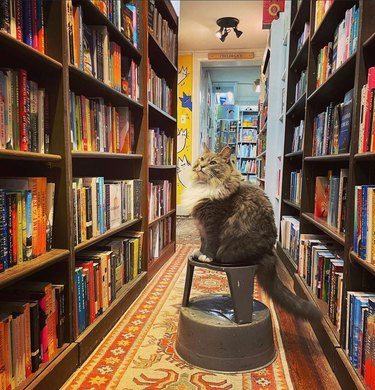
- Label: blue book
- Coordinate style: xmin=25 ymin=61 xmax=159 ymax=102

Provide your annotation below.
xmin=75 ymin=267 xmax=85 ymax=335
xmin=22 ymin=0 xmax=32 ymax=47
xmin=338 ymin=89 xmax=354 ymax=153
xmin=360 ymin=185 xmax=375 ymax=259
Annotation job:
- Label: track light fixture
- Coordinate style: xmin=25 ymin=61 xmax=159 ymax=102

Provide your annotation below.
xmin=215 ymin=17 xmax=243 ymax=42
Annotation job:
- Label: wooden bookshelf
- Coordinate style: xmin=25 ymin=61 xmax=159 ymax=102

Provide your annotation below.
xmin=278 ymin=1 xmax=375 ymax=388
xmin=0 ymin=0 xmax=178 ymax=388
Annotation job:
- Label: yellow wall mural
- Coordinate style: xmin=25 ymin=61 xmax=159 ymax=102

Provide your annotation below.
xmin=177 ymin=54 xmax=193 ymax=207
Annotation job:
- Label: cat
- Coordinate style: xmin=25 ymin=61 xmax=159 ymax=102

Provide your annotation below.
xmin=183 ymin=144 xmax=322 ymax=321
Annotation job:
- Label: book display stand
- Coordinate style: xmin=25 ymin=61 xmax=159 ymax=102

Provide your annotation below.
xmin=176 ymin=257 xmax=276 ymax=372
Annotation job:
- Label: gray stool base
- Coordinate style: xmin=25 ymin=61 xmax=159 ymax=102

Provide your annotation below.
xmin=175 ymin=294 xmax=277 ymax=372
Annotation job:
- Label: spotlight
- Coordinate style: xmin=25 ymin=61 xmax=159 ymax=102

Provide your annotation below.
xmin=216 ymin=17 xmax=243 ymax=42
xmin=220 ymin=28 xmax=229 ymax=42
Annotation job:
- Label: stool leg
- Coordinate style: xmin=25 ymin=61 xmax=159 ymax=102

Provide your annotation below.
xmin=182 ymin=262 xmax=195 ymax=307
xmin=226 ymin=267 xmax=257 ymax=324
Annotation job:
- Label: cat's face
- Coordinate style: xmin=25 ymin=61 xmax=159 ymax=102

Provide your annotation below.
xmin=191 ymin=146 xmax=234 ymax=185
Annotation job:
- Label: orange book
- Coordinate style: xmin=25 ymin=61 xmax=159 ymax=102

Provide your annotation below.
xmin=73 ymin=6 xmax=81 ymax=68
xmin=314 ymin=176 xmax=329 ymax=219
xmin=118 ymin=107 xmax=130 ymax=153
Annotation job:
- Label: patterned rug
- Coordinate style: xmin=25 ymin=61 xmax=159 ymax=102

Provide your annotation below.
xmin=63 ymin=244 xmax=294 ymax=389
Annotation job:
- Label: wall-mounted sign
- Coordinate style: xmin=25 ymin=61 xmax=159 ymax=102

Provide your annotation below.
xmin=208 ymin=52 xmax=255 ymax=60
xmin=263 ymin=0 xmax=285 ymax=29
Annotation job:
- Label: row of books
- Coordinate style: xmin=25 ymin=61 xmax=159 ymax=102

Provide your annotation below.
xmin=295 ymin=70 xmax=306 ymax=102
xmin=236 ymin=143 xmax=256 ymax=159
xmin=0 ymin=0 xmax=46 ymax=53
xmin=298 ymin=235 xmax=343 ymax=331
xmin=314 ymin=169 xmax=348 ymax=232
xmin=290 ymin=170 xmax=301 ymax=205
xmin=238 ymin=127 xmax=257 ymax=143
xmin=316 ymin=5 xmax=359 ymax=88
xmin=0 ymin=281 xmax=65 ymax=389
xmin=312 ymin=88 xmax=353 ymax=156
xmin=358 ymin=67 xmax=375 ymax=153
xmin=236 ymin=159 xmax=256 ymax=175
xmin=74 ymin=231 xmax=143 ymax=335
xmin=148 ymin=180 xmax=172 ymax=222
xmin=0 ymin=177 xmax=55 ymax=272
xmin=0 ymin=68 xmax=50 ymax=153
xmin=69 ymin=91 xmax=134 ymax=154
xmin=72 ymin=177 xmax=141 ymax=246
xmin=149 ymin=217 xmax=172 ymax=261
xmin=148 ymin=128 xmax=173 ymax=166
xmin=291 ymin=120 xmax=304 ymax=153
xmin=256 ymin=158 xmax=265 ymax=180
xmin=90 ymin=0 xmax=139 ymax=48
xmin=257 ymin=131 xmax=266 ymax=156
xmin=241 ymin=113 xmax=257 ymax=128
xmin=280 ymin=216 xmax=300 ymax=267
xmin=354 ymin=185 xmax=375 ymax=263
xmin=346 ymin=292 xmax=375 ymax=387
xmin=314 ymin=0 xmax=334 ymax=31
xmin=148 ymin=65 xmax=173 ymax=115
xmin=67 ymin=4 xmax=140 ymax=101
xmin=148 ymin=0 xmax=177 ymax=65
xmin=296 ymin=22 xmax=309 ymax=52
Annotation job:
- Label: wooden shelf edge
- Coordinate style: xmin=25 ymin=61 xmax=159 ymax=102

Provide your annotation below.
xmin=69 ymin=65 xmax=143 ymax=109
xmin=290 ymin=39 xmax=308 ymax=70
xmin=283 ymin=199 xmax=301 ymax=210
xmin=354 ymin=151 xmax=375 ymax=161
xmin=285 ymin=150 xmax=303 ymax=158
xmin=286 ymin=92 xmax=306 ymax=117
xmin=302 ymin=213 xmax=345 ymax=245
xmin=364 ymin=31 xmax=375 ymax=48
xmin=310 ymin=3 xmax=334 ymax=43
xmin=148 ymin=32 xmax=177 ymax=71
xmin=304 ymin=153 xmax=350 ymax=162
xmin=75 ymin=219 xmax=142 ymax=252
xmin=147 ymin=241 xmax=176 ymax=281
xmin=276 ymin=241 xmax=298 ymax=276
xmin=71 ymin=151 xmax=143 ymax=159
xmin=148 ymin=210 xmax=176 ymax=227
xmin=290 ymin=0 xmax=309 ymax=33
xmin=75 ymin=272 xmax=147 ymax=363
xmin=149 ymin=165 xmax=177 ymax=169
xmin=0 ymin=149 xmax=62 ymax=161
xmin=0 ymin=249 xmax=70 ymax=289
xmin=350 ymin=251 xmax=375 ymax=276
xmin=23 ymin=343 xmax=78 ymax=390
xmin=148 ymin=101 xmax=177 ymax=122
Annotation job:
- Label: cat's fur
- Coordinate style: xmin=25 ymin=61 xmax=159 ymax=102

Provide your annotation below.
xmin=183 ymin=144 xmax=322 ymax=321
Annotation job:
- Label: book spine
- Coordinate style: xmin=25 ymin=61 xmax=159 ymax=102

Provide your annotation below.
xmin=0 ymin=190 xmax=8 ymax=271
xmin=18 ymin=69 xmax=28 ymax=151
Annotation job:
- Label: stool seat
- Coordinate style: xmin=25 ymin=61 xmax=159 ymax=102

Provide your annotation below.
xmin=182 ymin=255 xmax=258 ymax=324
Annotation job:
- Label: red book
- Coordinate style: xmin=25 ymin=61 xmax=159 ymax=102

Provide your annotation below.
xmin=314 ymin=176 xmax=329 ymax=219
xmin=363 ymin=67 xmax=375 ymax=152
xmin=18 ymin=69 xmax=28 ymax=151
xmin=15 ymin=0 xmax=23 ymax=41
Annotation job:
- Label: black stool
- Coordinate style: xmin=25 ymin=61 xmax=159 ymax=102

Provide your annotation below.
xmin=175 ymin=255 xmax=277 ymax=372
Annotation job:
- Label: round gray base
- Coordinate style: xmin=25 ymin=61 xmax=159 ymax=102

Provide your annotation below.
xmin=175 ymin=294 xmax=276 ymax=372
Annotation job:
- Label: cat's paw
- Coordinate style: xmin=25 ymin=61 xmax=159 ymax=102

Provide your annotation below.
xmin=191 ymin=249 xmax=213 ymax=263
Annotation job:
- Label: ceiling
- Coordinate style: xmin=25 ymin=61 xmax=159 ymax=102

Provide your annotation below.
xmin=179 ymin=1 xmax=269 ymax=52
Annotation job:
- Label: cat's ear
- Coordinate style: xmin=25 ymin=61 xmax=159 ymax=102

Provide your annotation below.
xmin=220 ymin=146 xmax=232 ymax=162
xmin=202 ymin=142 xmax=210 ymax=154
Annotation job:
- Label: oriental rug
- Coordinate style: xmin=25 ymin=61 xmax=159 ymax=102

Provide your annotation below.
xmin=62 ymin=244 xmax=294 ymax=390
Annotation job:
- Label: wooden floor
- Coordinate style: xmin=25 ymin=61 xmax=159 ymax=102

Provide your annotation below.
xmin=176 ymin=217 xmax=342 ymax=389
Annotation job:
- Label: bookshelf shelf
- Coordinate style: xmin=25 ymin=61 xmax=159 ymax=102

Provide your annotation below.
xmin=364 ymin=31 xmax=375 ymax=49
xmin=0 ymin=31 xmax=63 ymax=72
xmin=149 ymin=165 xmax=177 ymax=169
xmin=354 ymin=151 xmax=375 ymax=161
xmin=304 ymin=153 xmax=350 ymax=162
xmin=0 ymin=249 xmax=70 ymax=289
xmin=257 ymin=177 xmax=266 ymax=182
xmin=148 ymin=209 xmax=176 ymax=227
xmin=283 ymin=199 xmax=301 ymax=210
xmin=290 ymin=0 xmax=310 ymax=34
xmin=256 ymin=150 xmax=266 ymax=158
xmin=349 ymin=251 xmax=375 ymax=277
xmin=149 ymin=33 xmax=177 ymax=73
xmin=148 ymin=102 xmax=177 ymax=123
xmin=307 ymin=53 xmax=356 ymax=105
xmin=72 ymin=152 xmax=143 ymax=160
xmin=310 ymin=0 xmax=357 ymax=46
xmin=69 ymin=65 xmax=143 ymax=109
xmin=276 ymin=241 xmax=297 ymax=275
xmin=302 ymin=213 xmax=345 ymax=245
xmin=285 ymin=150 xmax=303 ymax=158
xmin=290 ymin=39 xmax=308 ymax=71
xmin=0 ymin=150 xmax=62 ymax=161
xmin=286 ymin=92 xmax=306 ymax=117
xmin=74 ymin=219 xmax=142 ymax=253
xmin=74 ymin=0 xmax=142 ymax=60
xmin=75 ymin=272 xmax=147 ymax=363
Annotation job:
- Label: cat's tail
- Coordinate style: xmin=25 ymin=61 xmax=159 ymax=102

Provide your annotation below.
xmin=256 ymin=250 xmax=322 ymax=321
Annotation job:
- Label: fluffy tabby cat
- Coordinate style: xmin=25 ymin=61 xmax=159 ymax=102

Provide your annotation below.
xmin=183 ymin=144 xmax=321 ymax=321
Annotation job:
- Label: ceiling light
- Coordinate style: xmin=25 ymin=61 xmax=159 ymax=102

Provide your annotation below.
xmin=216 ymin=17 xmax=243 ymax=42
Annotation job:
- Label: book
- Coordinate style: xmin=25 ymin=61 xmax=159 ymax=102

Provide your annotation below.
xmin=314 ymin=176 xmax=329 ymax=219
xmin=338 ymin=88 xmax=354 ymax=153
